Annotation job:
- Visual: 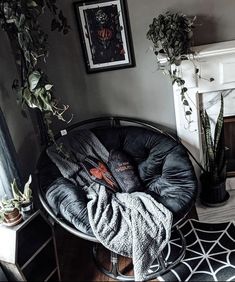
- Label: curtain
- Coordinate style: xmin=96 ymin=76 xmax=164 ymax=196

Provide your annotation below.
xmin=0 ymin=108 xmax=21 ymax=199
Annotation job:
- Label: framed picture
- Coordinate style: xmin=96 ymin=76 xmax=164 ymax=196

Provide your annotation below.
xmin=74 ymin=0 xmax=135 ymax=73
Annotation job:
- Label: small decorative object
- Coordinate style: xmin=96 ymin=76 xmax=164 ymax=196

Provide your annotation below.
xmin=74 ymin=0 xmax=135 ymax=73
xmin=0 ymin=199 xmax=22 ymax=226
xmin=11 ymin=175 xmax=34 ymax=219
xmin=3 ymin=208 xmax=22 ymax=226
xmin=147 ymin=12 xmax=196 ymax=123
xmin=200 ymin=95 xmax=229 ymax=206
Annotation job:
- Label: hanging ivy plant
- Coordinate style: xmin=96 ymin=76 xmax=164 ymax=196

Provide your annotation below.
xmin=0 ymin=0 xmax=71 ymax=143
xmin=147 ymin=12 xmax=196 ymax=124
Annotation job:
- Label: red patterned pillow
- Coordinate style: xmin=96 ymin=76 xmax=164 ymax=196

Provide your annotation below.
xmin=81 ymin=156 xmax=119 ymax=193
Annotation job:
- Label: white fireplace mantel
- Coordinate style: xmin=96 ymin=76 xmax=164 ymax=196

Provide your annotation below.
xmin=172 ymin=40 xmax=235 ymax=187
xmin=192 ymin=40 xmax=235 ymax=58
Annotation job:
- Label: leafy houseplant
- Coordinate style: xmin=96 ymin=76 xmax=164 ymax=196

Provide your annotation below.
xmin=0 ymin=199 xmax=22 ymax=225
xmin=147 ymin=12 xmax=196 ymax=124
xmin=200 ymin=95 xmax=229 ymax=206
xmin=11 ymin=175 xmax=32 ymax=204
xmin=0 ymin=175 xmax=33 ymax=224
xmin=11 ymin=175 xmax=34 ymax=218
xmin=0 ymin=0 xmax=71 ymax=144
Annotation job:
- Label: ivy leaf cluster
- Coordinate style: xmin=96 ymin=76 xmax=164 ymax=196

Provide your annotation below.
xmin=147 ymin=12 xmax=196 ymax=122
xmin=147 ymin=11 xmax=195 ymax=65
xmin=0 ymin=0 xmax=71 ymax=143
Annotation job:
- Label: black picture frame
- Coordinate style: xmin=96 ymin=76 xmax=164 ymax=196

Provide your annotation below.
xmin=74 ymin=0 xmax=135 ymax=73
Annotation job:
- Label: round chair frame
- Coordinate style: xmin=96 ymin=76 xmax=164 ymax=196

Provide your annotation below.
xmin=37 ymin=116 xmax=194 ymax=281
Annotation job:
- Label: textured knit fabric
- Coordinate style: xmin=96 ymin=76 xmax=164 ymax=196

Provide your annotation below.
xmin=47 ymin=129 xmax=172 ymax=281
xmin=87 ymin=184 xmax=172 ymax=281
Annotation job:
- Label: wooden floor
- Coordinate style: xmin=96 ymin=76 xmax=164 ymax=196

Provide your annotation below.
xmin=54 ymin=207 xmax=198 ymax=282
xmin=196 ymin=189 xmax=235 ymax=223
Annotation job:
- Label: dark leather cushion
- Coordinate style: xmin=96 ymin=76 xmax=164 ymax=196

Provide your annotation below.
xmin=107 ymin=149 xmax=143 ymax=193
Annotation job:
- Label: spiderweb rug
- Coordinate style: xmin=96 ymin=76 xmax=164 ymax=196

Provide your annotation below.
xmin=149 ymin=219 xmax=235 ymax=281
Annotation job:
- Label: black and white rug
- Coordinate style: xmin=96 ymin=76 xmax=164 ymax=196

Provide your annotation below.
xmin=149 ymin=219 xmax=235 ymax=281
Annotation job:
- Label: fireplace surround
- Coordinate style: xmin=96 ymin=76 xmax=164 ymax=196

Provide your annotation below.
xmin=169 ymin=40 xmax=235 ymax=190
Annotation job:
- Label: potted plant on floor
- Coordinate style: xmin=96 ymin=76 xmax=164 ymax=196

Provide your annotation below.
xmin=200 ymin=95 xmax=229 ymax=206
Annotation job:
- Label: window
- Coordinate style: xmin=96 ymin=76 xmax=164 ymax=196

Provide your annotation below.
xmin=0 ymin=108 xmax=21 ymax=198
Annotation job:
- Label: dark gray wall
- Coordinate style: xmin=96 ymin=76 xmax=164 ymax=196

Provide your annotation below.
xmin=45 ymin=0 xmax=235 ymax=132
xmin=0 ymin=31 xmax=40 ymax=180
xmin=1 ymin=0 xmax=235 ymax=177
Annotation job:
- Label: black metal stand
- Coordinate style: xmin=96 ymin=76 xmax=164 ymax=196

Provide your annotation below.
xmin=92 ymin=225 xmax=186 ymax=281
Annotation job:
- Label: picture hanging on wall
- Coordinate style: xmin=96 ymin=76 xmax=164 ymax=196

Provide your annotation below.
xmin=74 ymin=0 xmax=135 ymax=73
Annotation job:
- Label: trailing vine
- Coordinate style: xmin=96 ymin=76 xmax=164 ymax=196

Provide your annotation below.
xmin=147 ymin=12 xmax=196 ymax=125
xmin=0 ymin=0 xmax=71 ymax=144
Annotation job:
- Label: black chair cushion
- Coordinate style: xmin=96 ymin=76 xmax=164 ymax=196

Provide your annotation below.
xmin=93 ymin=126 xmax=197 ymax=220
xmin=37 ymin=125 xmax=197 ymax=231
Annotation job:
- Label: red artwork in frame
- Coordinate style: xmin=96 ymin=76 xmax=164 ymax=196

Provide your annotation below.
xmin=74 ymin=0 xmax=135 ymax=73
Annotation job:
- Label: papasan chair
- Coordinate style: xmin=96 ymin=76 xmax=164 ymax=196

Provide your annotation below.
xmin=36 ymin=116 xmax=198 ymax=281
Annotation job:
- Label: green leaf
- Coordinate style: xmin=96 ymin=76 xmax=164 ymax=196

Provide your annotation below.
xmin=23 ymin=175 xmax=32 ymax=202
xmin=27 ymin=1 xmax=38 ymax=7
xmin=183 ymin=100 xmax=189 ymax=106
xmin=45 ymin=84 xmax=53 ymax=91
xmin=28 ymin=71 xmax=41 ymax=91
xmin=214 ymin=95 xmax=224 ymax=152
xmin=201 ymin=110 xmax=215 ymax=171
xmin=18 ymin=14 xmax=26 ymax=28
xmin=34 ymin=87 xmax=45 ymax=98
xmin=11 ymin=179 xmax=23 ymax=201
xmin=23 ymin=87 xmax=31 ymax=100
xmin=25 ymin=50 xmax=31 ymax=63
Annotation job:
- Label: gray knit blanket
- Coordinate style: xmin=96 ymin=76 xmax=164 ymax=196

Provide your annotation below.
xmin=47 ymin=130 xmax=172 ymax=281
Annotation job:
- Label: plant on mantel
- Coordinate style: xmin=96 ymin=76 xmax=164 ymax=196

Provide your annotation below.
xmin=147 ymin=12 xmax=196 ymax=126
xmin=0 ymin=0 xmax=72 ymax=149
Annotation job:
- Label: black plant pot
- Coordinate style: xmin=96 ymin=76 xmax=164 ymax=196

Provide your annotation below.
xmin=21 ymin=202 xmax=34 ymax=220
xmin=200 ymin=179 xmax=230 ymax=207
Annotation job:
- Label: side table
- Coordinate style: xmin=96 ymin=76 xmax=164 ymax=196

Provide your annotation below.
xmin=0 ymin=210 xmax=61 ymax=281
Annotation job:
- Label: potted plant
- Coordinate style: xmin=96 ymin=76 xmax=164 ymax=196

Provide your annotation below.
xmin=147 ymin=12 xmax=196 ymax=121
xmin=0 ymin=198 xmax=22 ymax=226
xmin=11 ymin=175 xmax=33 ymax=219
xmin=200 ymin=95 xmax=229 ymax=206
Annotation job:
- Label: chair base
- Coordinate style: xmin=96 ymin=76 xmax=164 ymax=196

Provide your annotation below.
xmin=92 ymin=225 xmax=186 ymax=281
